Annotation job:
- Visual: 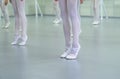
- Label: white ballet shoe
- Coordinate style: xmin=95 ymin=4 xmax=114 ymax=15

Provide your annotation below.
xmin=92 ymin=21 xmax=100 ymax=25
xmin=53 ymin=18 xmax=62 ymax=24
xmin=11 ymin=35 xmax=21 ymax=45
xmin=60 ymin=47 xmax=71 ymax=58
xmin=3 ymin=22 xmax=10 ymax=29
xmin=18 ymin=36 xmax=28 ymax=46
xmin=65 ymin=46 xmax=80 ymax=60
xmin=19 ymin=41 xmax=27 ymax=46
xmin=11 ymin=41 xmax=18 ymax=45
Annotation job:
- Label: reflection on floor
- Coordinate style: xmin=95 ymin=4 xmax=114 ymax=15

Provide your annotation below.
xmin=0 ymin=16 xmax=120 ymax=79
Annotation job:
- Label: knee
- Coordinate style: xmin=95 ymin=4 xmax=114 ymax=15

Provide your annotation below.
xmin=69 ymin=11 xmax=77 ymax=20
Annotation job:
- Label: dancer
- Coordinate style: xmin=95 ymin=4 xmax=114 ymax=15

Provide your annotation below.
xmin=10 ymin=0 xmax=28 ymax=45
xmin=0 ymin=0 xmax=10 ymax=28
xmin=59 ymin=0 xmax=83 ymax=59
xmin=92 ymin=0 xmax=100 ymax=25
xmin=53 ymin=0 xmax=62 ymax=24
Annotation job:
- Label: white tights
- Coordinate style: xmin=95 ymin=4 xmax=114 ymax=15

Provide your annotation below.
xmin=53 ymin=0 xmax=61 ymax=20
xmin=93 ymin=0 xmax=100 ymax=21
xmin=59 ymin=0 xmax=81 ymax=49
xmin=0 ymin=1 xmax=9 ymax=24
xmin=11 ymin=0 xmax=27 ymax=40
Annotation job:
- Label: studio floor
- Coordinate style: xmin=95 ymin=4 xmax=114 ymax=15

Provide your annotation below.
xmin=0 ymin=16 xmax=120 ymax=79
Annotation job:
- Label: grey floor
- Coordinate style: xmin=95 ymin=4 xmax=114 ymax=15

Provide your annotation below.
xmin=0 ymin=16 xmax=120 ymax=79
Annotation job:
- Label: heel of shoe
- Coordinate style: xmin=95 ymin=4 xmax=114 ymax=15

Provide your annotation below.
xmin=11 ymin=35 xmax=21 ymax=45
xmin=18 ymin=36 xmax=28 ymax=46
xmin=65 ymin=46 xmax=80 ymax=60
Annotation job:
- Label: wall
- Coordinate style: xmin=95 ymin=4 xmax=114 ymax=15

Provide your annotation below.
xmin=5 ymin=0 xmax=120 ymax=17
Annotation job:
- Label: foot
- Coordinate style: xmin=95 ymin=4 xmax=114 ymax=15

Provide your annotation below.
xmin=92 ymin=21 xmax=100 ymax=25
xmin=53 ymin=18 xmax=62 ymax=24
xmin=11 ymin=35 xmax=21 ymax=45
xmin=60 ymin=47 xmax=71 ymax=58
xmin=65 ymin=46 xmax=80 ymax=60
xmin=18 ymin=36 xmax=28 ymax=46
xmin=3 ymin=22 xmax=10 ymax=29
